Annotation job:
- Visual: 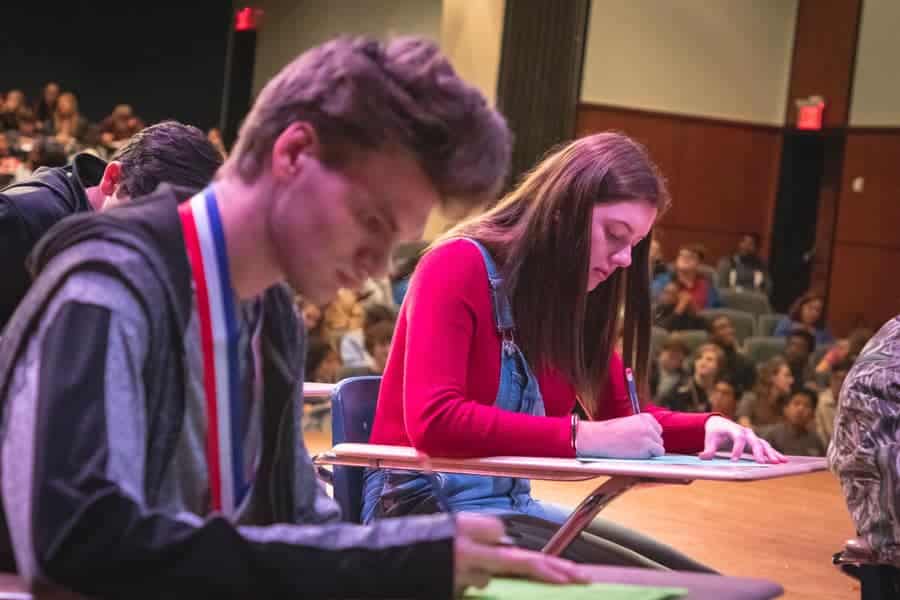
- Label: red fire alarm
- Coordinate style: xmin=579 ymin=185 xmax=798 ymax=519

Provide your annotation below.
xmin=796 ymin=95 xmax=825 ymax=131
xmin=235 ymin=7 xmax=263 ymax=32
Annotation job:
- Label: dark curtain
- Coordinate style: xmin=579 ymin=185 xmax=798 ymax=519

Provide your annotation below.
xmin=496 ymin=0 xmax=591 ymax=189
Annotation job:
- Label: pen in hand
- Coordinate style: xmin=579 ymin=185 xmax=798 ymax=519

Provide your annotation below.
xmin=624 ymin=367 xmax=641 ymax=415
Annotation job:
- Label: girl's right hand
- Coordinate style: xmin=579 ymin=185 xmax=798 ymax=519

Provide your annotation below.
xmin=575 ymin=414 xmax=664 ymax=458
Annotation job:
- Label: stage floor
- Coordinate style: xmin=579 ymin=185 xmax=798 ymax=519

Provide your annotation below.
xmin=305 ymin=427 xmax=858 ymax=600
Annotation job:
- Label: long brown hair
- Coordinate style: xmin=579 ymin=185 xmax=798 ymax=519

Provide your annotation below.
xmin=435 ymin=133 xmax=670 ymax=416
xmin=753 ymin=356 xmax=791 ymax=404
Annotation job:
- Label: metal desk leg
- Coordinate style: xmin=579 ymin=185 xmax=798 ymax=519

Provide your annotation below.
xmin=541 ymin=476 xmax=643 ymax=556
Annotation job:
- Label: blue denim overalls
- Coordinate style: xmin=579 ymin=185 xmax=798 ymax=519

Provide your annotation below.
xmin=361 ymin=238 xmax=571 ymax=523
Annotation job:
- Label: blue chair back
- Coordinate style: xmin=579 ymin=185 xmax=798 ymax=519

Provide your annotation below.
xmin=330 ymin=376 xmax=382 ymax=523
xmin=743 ymin=336 xmax=787 ymax=366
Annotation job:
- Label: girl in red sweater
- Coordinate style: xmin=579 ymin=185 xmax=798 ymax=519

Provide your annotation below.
xmin=363 ymin=133 xmax=784 ymax=568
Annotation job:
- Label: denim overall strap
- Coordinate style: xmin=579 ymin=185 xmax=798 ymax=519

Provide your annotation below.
xmin=459 ymin=238 xmax=516 ymax=337
xmin=360 ymin=237 xmax=543 ymax=522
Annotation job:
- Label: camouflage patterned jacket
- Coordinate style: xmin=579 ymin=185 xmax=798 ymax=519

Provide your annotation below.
xmin=828 ymin=315 xmax=900 ymax=565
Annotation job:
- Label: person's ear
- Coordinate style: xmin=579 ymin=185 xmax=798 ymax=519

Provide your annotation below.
xmin=271 ymin=122 xmax=320 ymax=182
xmin=99 ymin=161 xmax=123 ymax=197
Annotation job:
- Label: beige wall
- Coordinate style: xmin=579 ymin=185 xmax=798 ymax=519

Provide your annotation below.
xmin=850 ymin=0 xmax=900 ymax=126
xmin=440 ymin=0 xmax=505 ymax=105
xmin=251 ymin=0 xmax=442 ymax=96
xmin=581 ymin=0 xmax=797 ymax=125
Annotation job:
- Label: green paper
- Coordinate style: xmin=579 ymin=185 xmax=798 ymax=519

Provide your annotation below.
xmin=577 ymin=453 xmax=770 ymax=467
xmin=464 ymin=578 xmax=687 ymax=600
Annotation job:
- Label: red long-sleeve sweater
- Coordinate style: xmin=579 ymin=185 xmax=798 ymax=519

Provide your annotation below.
xmin=369 ymin=239 xmax=712 ymax=458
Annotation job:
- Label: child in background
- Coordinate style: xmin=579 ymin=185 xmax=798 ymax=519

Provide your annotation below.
xmin=653 ymin=281 xmax=708 ymax=331
xmin=737 ymin=356 xmax=795 ymax=431
xmin=709 ymin=380 xmax=739 ymax=421
xmin=365 ymin=320 xmax=395 ymax=375
xmin=784 ymin=328 xmax=816 ymax=390
xmin=295 ymin=296 xmax=324 ymax=336
xmin=305 ymin=338 xmax=343 ymax=384
xmin=650 ymin=336 xmax=689 ymax=401
xmin=661 ymin=343 xmax=724 ymax=413
xmin=651 ymin=244 xmax=721 ymax=310
xmin=816 ymin=357 xmax=854 ymax=449
xmin=340 ymin=304 xmax=396 ymax=369
xmin=322 ymin=288 xmax=365 ymax=346
xmin=763 ymin=388 xmax=826 ymax=456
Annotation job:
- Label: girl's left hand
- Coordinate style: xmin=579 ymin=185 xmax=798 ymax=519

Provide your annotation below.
xmin=699 ymin=416 xmax=787 ymax=463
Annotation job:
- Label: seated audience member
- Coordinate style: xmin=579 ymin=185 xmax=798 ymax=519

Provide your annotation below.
xmin=45 ymin=92 xmax=90 ymax=153
xmin=7 ymin=108 xmax=40 ymax=159
xmin=829 ymin=315 xmax=900 ymax=568
xmin=784 ymin=328 xmax=816 ymax=390
xmin=763 ymin=388 xmax=825 ymax=456
xmin=737 ymin=356 xmax=794 ymax=431
xmin=774 ymin=291 xmax=834 ymax=346
xmin=306 ymin=338 xmax=343 ymax=383
xmin=709 ymin=379 xmax=739 ymax=421
xmin=360 ymin=277 xmax=396 ymax=309
xmin=340 ymin=304 xmax=396 ymax=369
xmin=716 ymin=233 xmax=770 ymax=293
xmin=653 ymin=281 xmax=708 ymax=331
xmin=650 ymin=336 xmax=689 ymax=401
xmin=652 ymin=243 xmax=721 ymax=309
xmin=0 ymin=133 xmax=18 ymax=184
xmin=32 ymin=82 xmax=59 ymax=125
xmin=0 ymin=120 xmax=223 ymax=330
xmin=708 ymin=315 xmax=756 ymax=393
xmin=295 ymin=296 xmax=324 ymax=337
xmin=322 ymin=288 xmax=365 ymax=345
xmin=816 ymin=357 xmax=854 ymax=449
xmin=367 ymin=321 xmax=394 ymax=374
xmin=100 ymin=104 xmax=144 ymax=150
xmin=0 ymin=90 xmax=25 ymax=131
xmin=814 ymin=327 xmax=872 ymax=381
xmin=17 ymin=138 xmax=68 ymax=183
xmin=649 ymin=238 xmax=668 ymax=278
xmin=0 ymin=37 xmax=578 ymax=598
xmin=345 ymin=320 xmax=397 ymax=377
xmin=661 ymin=343 xmax=724 ymax=412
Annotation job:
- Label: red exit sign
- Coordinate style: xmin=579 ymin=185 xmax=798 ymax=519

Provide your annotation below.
xmin=796 ymin=96 xmax=825 ymax=131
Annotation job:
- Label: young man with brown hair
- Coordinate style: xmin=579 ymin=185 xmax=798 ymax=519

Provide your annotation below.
xmin=0 ymin=37 xmax=581 ymax=598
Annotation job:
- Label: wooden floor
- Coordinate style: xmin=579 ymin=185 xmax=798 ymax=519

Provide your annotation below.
xmin=305 ymin=427 xmax=859 ymax=600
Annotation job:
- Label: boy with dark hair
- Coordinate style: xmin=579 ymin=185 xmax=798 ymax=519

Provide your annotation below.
xmin=708 ymin=314 xmax=756 ymax=393
xmin=0 ymin=120 xmax=223 ymax=329
xmin=709 ymin=379 xmax=739 ymax=421
xmin=364 ymin=319 xmax=395 ymax=375
xmin=649 ymin=335 xmax=690 ymax=401
xmin=785 ymin=328 xmax=816 ymax=389
xmin=762 ymin=388 xmax=826 ymax=456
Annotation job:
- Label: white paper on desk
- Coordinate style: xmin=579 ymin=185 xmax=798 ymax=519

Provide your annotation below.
xmin=576 ymin=454 xmax=770 ymax=467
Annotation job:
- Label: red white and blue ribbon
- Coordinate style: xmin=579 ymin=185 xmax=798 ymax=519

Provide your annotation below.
xmin=179 ymin=187 xmax=248 ymax=516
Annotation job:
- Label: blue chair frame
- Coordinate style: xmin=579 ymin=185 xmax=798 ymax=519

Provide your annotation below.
xmin=329 ymin=376 xmax=382 ymax=523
